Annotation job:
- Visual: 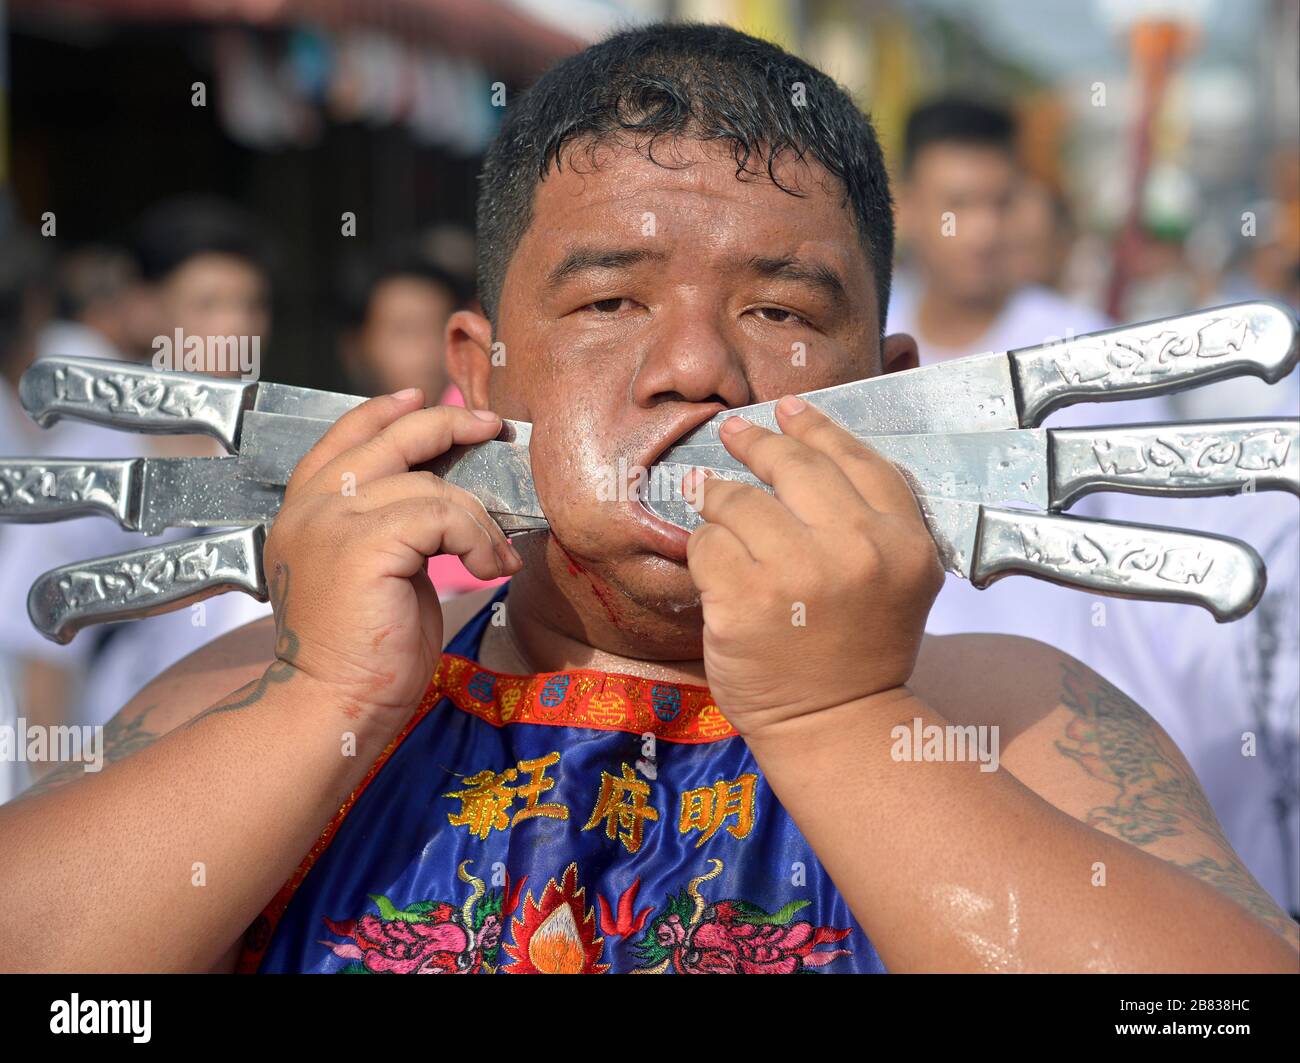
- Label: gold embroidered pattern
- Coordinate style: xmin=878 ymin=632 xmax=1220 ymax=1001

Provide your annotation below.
xmin=679 ymin=773 xmax=759 ymax=846
xmin=582 ymin=762 xmax=660 ymax=853
xmin=512 ymin=752 xmax=569 ymax=825
xmin=443 ymin=751 xmax=570 ymax=838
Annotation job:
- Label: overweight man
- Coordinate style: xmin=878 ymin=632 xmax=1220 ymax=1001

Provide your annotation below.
xmin=1 ymin=23 xmax=1295 ymax=974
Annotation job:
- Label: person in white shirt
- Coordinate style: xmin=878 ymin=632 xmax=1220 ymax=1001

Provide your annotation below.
xmin=64 ymin=201 xmax=280 ymax=728
xmin=889 ymin=97 xmax=1167 ymax=639
xmin=887 ymin=97 xmax=1299 ymax=915
xmin=1 ymin=207 xmax=278 ymax=745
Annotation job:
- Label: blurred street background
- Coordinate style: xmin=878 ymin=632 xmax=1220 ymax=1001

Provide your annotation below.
xmin=3 ymin=1 xmax=1297 ymax=381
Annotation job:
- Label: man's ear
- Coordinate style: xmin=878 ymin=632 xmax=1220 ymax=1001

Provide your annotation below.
xmin=881 ymin=331 xmax=920 ymax=376
xmin=445 ymin=309 xmax=494 ymax=409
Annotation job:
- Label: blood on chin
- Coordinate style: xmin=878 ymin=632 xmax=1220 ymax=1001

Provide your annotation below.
xmin=544 ymin=531 xmax=702 ymax=630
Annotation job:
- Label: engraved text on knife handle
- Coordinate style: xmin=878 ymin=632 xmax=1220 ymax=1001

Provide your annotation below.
xmin=1010 ymin=301 xmax=1299 ymax=426
xmin=0 ymin=458 xmax=140 ymax=527
xmin=972 ymin=508 xmax=1265 ymax=622
xmin=27 ymin=526 xmax=268 ymax=644
xmin=1049 ymin=419 xmax=1300 ymax=508
xmin=19 ymin=356 xmax=254 ymax=452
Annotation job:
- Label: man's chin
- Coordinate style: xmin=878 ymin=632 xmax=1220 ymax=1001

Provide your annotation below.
xmin=612 ymin=553 xmax=702 ymax=619
xmin=550 ymin=536 xmax=704 ymax=632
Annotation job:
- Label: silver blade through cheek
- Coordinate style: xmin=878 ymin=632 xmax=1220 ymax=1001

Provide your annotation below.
xmin=641 ymin=463 xmax=769 ymax=531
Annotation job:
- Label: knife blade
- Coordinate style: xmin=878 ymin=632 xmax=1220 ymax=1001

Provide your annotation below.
xmin=235 ymin=410 xmax=546 ymax=530
xmin=657 ymin=418 xmax=1300 ymax=509
xmin=662 ymin=301 xmax=1299 ymax=453
xmin=0 ymin=457 xmax=284 ymax=533
xmin=641 ymin=463 xmax=1265 ymax=621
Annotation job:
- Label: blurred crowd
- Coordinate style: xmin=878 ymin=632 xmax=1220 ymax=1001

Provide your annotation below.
xmin=1 ymin=9 xmax=1298 ymax=924
xmin=886 ymin=95 xmax=1300 ymax=924
xmin=0 ymin=199 xmax=501 ymax=795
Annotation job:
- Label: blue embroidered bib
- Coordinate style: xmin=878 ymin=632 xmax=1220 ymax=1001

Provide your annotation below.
xmin=239 ymin=584 xmax=885 ymax=973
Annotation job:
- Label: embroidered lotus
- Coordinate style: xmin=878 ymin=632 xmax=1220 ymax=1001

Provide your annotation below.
xmin=633 ymin=859 xmax=853 ymax=974
xmin=318 ymin=862 xmax=525 ymax=974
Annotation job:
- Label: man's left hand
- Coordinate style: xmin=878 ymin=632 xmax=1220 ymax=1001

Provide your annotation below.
xmin=686 ymin=395 xmax=945 ymax=739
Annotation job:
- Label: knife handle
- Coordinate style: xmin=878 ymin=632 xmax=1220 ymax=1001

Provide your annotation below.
xmin=19 ymin=356 xmax=254 ymax=452
xmin=1010 ymin=301 xmax=1299 ymax=426
xmin=1049 ymin=419 xmax=1300 ymax=508
xmin=27 ymin=526 xmax=268 ymax=644
xmin=972 ymin=508 xmax=1264 ymax=622
xmin=0 ymin=457 xmax=142 ymax=528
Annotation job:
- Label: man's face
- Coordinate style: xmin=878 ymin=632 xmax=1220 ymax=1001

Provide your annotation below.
xmin=1006 ymin=180 xmax=1069 ymax=290
xmin=154 ymin=252 xmax=270 ymax=371
xmin=453 ymin=137 xmax=908 ymax=625
xmin=357 ymin=276 xmax=455 ymax=398
xmin=900 ymin=144 xmax=1020 ymax=305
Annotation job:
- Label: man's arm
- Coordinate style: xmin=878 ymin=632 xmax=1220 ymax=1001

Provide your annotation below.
xmin=913 ymin=633 xmax=1299 ymax=949
xmin=682 ymin=396 xmax=1297 ymax=973
xmin=13 ymin=617 xmax=276 ymax=801
xmin=0 ymin=395 xmax=519 ymax=973
xmin=2 ymin=587 xmax=496 ymax=974
xmin=741 ymin=635 xmax=1300 ymax=973
xmin=0 ymin=626 xmax=396 ymax=972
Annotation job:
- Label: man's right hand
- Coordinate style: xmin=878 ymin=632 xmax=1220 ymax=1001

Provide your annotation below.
xmin=262 ymin=388 xmax=523 ymax=724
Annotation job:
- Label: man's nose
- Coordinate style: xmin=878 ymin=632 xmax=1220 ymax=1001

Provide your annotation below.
xmin=630 ymin=305 xmax=751 ymax=409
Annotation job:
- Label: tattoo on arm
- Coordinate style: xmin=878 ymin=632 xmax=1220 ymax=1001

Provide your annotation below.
xmin=1055 ymin=662 xmax=1299 ymax=947
xmin=17 ymin=704 xmax=163 ymax=800
xmin=186 ymin=560 xmax=300 ymax=728
xmin=16 ymin=563 xmax=302 ymax=798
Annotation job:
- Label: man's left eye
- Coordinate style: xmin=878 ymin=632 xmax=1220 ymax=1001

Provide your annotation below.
xmin=753 ymin=306 xmax=807 ymax=325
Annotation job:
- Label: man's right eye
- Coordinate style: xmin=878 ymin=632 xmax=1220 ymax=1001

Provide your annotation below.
xmin=582 ymin=298 xmax=629 ymax=313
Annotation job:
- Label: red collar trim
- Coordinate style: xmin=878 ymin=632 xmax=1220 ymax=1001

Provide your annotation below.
xmin=432 ymin=652 xmax=738 ymax=744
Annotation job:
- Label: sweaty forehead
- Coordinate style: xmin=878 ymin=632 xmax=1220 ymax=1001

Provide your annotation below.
xmin=511 ymin=138 xmax=869 ymax=285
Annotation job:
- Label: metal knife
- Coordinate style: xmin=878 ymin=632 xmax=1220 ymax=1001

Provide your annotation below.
xmin=642 ymin=464 xmax=1265 ymax=622
xmin=27 ymin=527 xmax=268 ymax=644
xmin=660 ymin=418 xmax=1300 ymax=509
xmin=662 ymin=301 xmax=1299 ymax=452
xmin=229 ymin=409 xmax=1299 ymax=513
xmin=233 ymin=410 xmax=544 ymax=532
xmin=19 ymin=356 xmax=368 ymax=452
xmin=0 ymin=457 xmax=284 ymax=533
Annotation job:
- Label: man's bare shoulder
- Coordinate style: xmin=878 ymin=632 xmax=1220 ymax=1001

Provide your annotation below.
xmin=114 ymin=585 xmax=496 ymax=722
xmin=84 ymin=585 xmax=496 ymax=745
xmin=911 ymin=629 xmax=1181 ymax=795
xmin=16 ymin=615 xmax=278 ymax=803
xmin=910 ymin=631 xmax=1068 ymax=731
xmin=125 ymin=615 xmax=279 ymax=721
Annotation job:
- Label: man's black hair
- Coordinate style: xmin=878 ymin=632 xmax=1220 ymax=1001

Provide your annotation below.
xmin=902 ymin=97 xmax=1017 ymax=174
xmin=131 ymin=196 xmax=272 ymax=283
xmin=337 ymin=242 xmax=476 ymax=331
xmin=53 ymin=245 xmax=139 ymax=321
xmin=476 ymin=22 xmax=895 ymax=331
